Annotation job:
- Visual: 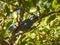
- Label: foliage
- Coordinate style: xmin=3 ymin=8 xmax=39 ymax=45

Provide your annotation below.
xmin=0 ymin=0 xmax=60 ymax=45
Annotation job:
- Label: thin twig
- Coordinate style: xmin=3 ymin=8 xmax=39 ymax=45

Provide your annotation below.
xmin=13 ymin=35 xmax=22 ymax=45
xmin=0 ymin=39 xmax=9 ymax=45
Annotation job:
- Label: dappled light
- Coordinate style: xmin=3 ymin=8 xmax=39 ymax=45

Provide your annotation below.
xmin=0 ymin=0 xmax=60 ymax=45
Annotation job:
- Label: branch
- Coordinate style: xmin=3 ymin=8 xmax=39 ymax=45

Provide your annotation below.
xmin=41 ymin=10 xmax=60 ymax=18
xmin=0 ymin=39 xmax=9 ymax=45
xmin=13 ymin=35 xmax=22 ymax=45
xmin=47 ymin=10 xmax=60 ymax=15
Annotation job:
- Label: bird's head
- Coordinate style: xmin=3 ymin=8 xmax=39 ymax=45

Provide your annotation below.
xmin=29 ymin=15 xmax=38 ymax=22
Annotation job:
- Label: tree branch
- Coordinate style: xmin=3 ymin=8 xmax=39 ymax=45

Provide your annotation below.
xmin=13 ymin=35 xmax=22 ymax=45
xmin=0 ymin=39 xmax=9 ymax=45
xmin=47 ymin=10 xmax=60 ymax=15
xmin=42 ymin=10 xmax=60 ymax=18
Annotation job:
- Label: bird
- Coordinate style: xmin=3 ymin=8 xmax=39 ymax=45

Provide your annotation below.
xmin=14 ymin=15 xmax=38 ymax=35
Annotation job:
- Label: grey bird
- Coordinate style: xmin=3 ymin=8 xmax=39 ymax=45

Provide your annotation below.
xmin=14 ymin=15 xmax=38 ymax=35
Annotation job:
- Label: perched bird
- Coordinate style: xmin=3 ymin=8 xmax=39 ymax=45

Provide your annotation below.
xmin=14 ymin=15 xmax=38 ymax=35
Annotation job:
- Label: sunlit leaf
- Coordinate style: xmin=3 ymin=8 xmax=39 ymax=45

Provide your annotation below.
xmin=5 ymin=5 xmax=10 ymax=15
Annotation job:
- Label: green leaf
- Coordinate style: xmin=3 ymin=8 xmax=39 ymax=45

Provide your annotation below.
xmin=5 ymin=5 xmax=10 ymax=16
xmin=18 ymin=0 xmax=21 ymax=6
xmin=47 ymin=14 xmax=56 ymax=23
xmin=6 ymin=21 xmax=12 ymax=30
xmin=4 ymin=20 xmax=12 ymax=30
